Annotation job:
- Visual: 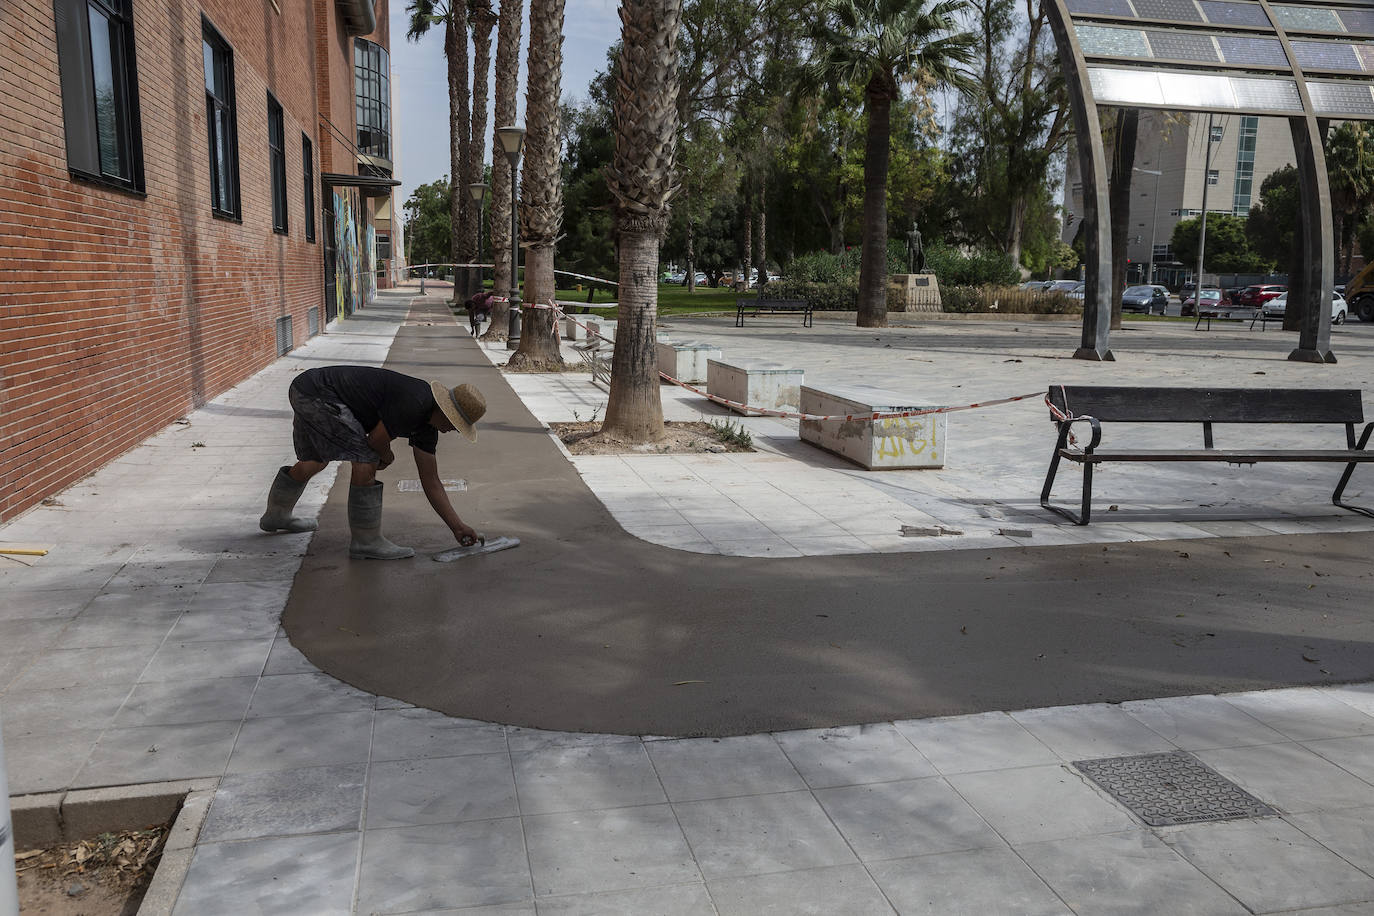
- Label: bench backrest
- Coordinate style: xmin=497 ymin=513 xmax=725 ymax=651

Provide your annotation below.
xmin=1047 ymin=386 xmax=1364 ymax=424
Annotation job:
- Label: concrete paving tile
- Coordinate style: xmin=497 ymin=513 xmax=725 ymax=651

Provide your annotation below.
xmin=0 ymin=728 xmax=103 ymax=794
xmin=673 ymin=791 xmax=856 ymax=880
xmin=81 ymin=585 xmax=197 ymax=617
xmin=263 ymin=636 xmax=317 ymax=675
xmin=783 ymin=535 xmax=875 ymax=554
xmin=708 ymin=864 xmax=893 ymax=915
xmin=376 ymin=905 xmax=534 ymax=915
xmin=646 ymin=734 xmax=806 ymax=801
xmin=1009 ymin=703 xmax=1179 ymax=761
xmin=227 ymin=710 xmax=373 ymax=773
xmin=868 ymin=846 xmax=1071 ymax=916
xmin=504 ymin=728 xmax=638 ymax=753
xmin=357 ymin=819 xmax=531 ymax=913
xmin=200 ymin=763 xmax=366 ymax=842
xmin=524 ymin=805 xmax=699 ymax=897
xmin=114 ymin=677 xmax=258 ymax=727
xmin=1322 ymin=683 xmax=1374 ymax=717
xmin=1287 ymin=806 xmax=1374 ymax=875
xmin=141 ymin=637 xmax=273 ymax=682
xmin=6 ymin=644 xmax=159 ymax=691
xmin=1121 ymin=694 xmax=1289 ymax=750
xmin=1017 ymin=830 xmax=1249 ymax=915
xmin=106 ymin=557 xmax=216 ymax=589
xmin=1222 ymin=688 xmax=1374 ymax=741
xmin=819 ymin=775 xmax=1003 ymax=862
xmin=1160 ymin=818 xmax=1374 ymax=914
xmin=172 ymin=831 xmax=358 ymax=916
xmin=74 ymin=718 xmax=241 ymax=787
xmin=54 ymin=609 xmax=183 ymax=649
xmin=203 ymin=553 xmax=306 ymax=583
xmin=166 ymin=604 xmax=281 ymax=642
xmin=0 ymin=683 xmax=131 ymax=737
xmin=1196 ymin=742 xmax=1374 ymax=814
xmin=187 ymin=579 xmax=294 ymax=613
xmin=0 ymin=588 xmax=95 ymax=621
xmin=1303 ymin=735 xmax=1374 ymax=785
xmin=946 ymin=764 xmax=1143 ymax=845
xmin=0 ymin=619 xmax=68 ymax=658
xmin=533 ymin=885 xmax=712 ymax=915
xmin=513 ymin=742 xmax=666 ymax=816
xmin=0 ymin=562 xmax=121 ymax=592
xmin=367 ymin=753 xmax=518 ymax=828
xmin=894 ymin=711 xmax=1061 ymax=774
xmin=245 ymin=671 xmax=376 ymax=718
xmin=774 ymin=723 xmax=936 ymax=788
xmin=372 ymin=707 xmax=507 ymax=760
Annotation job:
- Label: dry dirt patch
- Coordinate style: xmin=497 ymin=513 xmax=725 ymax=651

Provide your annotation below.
xmin=16 ymin=826 xmax=167 ymax=916
xmin=552 ymin=420 xmax=754 ymax=456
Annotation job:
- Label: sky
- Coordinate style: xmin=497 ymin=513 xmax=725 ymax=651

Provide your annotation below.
xmin=389 ymin=0 xmax=620 ymax=211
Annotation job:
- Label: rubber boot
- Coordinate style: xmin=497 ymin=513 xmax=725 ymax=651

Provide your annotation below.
xmin=348 ymin=483 xmax=415 ymax=560
xmin=259 ymin=467 xmax=318 ymax=533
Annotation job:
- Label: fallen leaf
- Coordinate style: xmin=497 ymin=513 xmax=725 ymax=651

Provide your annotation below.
xmin=674 ymin=680 xmax=705 ymax=686
xmin=15 ymin=850 xmax=43 ymax=862
xmin=1302 ymin=654 xmax=1319 ymax=663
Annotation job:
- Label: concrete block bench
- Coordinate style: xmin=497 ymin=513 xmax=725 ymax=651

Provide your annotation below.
xmin=656 ymin=340 xmax=721 ymax=384
xmin=564 ymin=316 xmax=592 ymax=341
xmin=707 ymin=358 xmax=804 ymax=416
xmin=799 ymin=384 xmax=946 ymax=469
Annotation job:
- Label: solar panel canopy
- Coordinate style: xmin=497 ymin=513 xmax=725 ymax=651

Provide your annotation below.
xmin=1061 ymin=0 xmax=1374 ymax=119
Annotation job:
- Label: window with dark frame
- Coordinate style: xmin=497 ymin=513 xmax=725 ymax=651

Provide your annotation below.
xmin=202 ymin=20 xmax=240 ymax=218
xmin=268 ymin=93 xmax=287 ymax=233
xmin=54 ymin=0 xmax=145 ymax=191
xmin=302 ymin=134 xmax=316 ymax=242
xmin=354 ymin=38 xmax=390 ymax=162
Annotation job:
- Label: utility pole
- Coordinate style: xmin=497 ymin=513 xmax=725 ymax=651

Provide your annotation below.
xmin=1195 ymin=114 xmax=1221 ymax=296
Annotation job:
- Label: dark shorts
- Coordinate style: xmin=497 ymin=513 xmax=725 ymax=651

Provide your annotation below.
xmin=289 ymin=385 xmax=381 ymax=464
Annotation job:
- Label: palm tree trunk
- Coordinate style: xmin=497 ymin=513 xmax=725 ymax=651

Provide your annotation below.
xmin=509 ymin=0 xmax=566 ymax=367
xmin=603 ymin=228 xmax=665 ymax=439
xmin=1108 ymin=108 xmax=1139 ymax=331
xmin=444 ymin=16 xmax=468 ymax=270
xmin=857 ymin=78 xmax=892 ymax=327
xmin=483 ymin=0 xmax=522 ymax=341
xmin=469 ymin=2 xmax=497 ymax=289
xmin=742 ymin=207 xmax=752 ymax=291
xmin=756 ymin=174 xmax=767 ymax=281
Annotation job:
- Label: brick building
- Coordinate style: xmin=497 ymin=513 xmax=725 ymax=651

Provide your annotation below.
xmin=0 ymin=0 xmax=396 ymax=522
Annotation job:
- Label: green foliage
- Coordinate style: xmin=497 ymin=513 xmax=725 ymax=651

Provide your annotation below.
xmin=765 ymin=278 xmax=860 ymax=310
xmin=403 ymin=178 xmax=453 ymax=268
xmin=921 ymin=241 xmax=1020 ymax=286
xmin=1171 ymin=213 xmax=1272 ymax=273
xmin=940 ymin=286 xmax=1079 ymax=313
xmin=708 ymin=419 xmax=753 ymax=448
xmin=559 ymin=53 xmax=617 ymax=281
xmin=1246 ymin=166 xmax=1298 ymax=269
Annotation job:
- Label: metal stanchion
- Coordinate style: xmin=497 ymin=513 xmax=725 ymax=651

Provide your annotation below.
xmin=1 ymin=708 xmax=20 ymax=915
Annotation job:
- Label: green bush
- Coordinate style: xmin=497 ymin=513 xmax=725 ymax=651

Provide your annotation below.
xmin=923 ymin=243 xmax=1020 ymax=287
xmin=941 ymin=285 xmax=1081 ymax=314
xmin=764 ymin=278 xmax=859 ymax=310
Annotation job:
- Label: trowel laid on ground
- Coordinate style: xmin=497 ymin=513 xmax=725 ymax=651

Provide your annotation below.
xmin=433 ymin=534 xmax=521 ymax=563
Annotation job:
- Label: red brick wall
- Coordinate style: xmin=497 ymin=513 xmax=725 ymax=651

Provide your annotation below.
xmin=0 ymin=0 xmax=387 ymax=522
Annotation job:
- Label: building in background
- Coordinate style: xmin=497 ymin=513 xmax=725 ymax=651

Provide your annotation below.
xmin=1063 ymin=111 xmax=1295 ymax=289
xmin=0 ymin=0 xmax=395 ymax=522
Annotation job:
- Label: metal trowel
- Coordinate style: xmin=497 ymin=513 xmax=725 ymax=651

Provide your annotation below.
xmin=433 ymin=534 xmax=521 ymax=563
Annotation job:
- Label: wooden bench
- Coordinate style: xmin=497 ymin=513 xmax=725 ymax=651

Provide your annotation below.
xmin=736 ymin=297 xmax=813 ymax=328
xmin=1041 ymin=386 xmax=1373 ymax=524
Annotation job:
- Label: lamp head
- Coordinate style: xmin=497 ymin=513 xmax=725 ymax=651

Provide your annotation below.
xmin=468 ymin=182 xmax=489 ymax=204
xmin=496 ymin=126 xmax=525 ymax=162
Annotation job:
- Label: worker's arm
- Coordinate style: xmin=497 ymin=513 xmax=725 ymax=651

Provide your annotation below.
xmin=414 ymin=446 xmax=479 ymax=546
xmin=366 ymin=421 xmax=395 ymax=470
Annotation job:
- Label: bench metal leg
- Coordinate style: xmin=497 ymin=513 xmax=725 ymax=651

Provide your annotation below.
xmin=736 ymin=310 xmax=745 ymax=328
xmin=1040 ymin=434 xmax=1093 ymax=525
xmin=1333 ymin=423 xmax=1373 ymax=517
xmin=804 ymin=311 xmax=813 ymax=328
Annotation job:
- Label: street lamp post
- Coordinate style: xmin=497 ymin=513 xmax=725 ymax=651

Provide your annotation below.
xmin=1195 ymin=115 xmax=1221 ymax=301
xmin=1134 ymin=162 xmax=1163 ymax=287
xmin=468 ymin=182 xmax=489 ymax=294
xmin=495 ymin=126 xmax=525 ymax=349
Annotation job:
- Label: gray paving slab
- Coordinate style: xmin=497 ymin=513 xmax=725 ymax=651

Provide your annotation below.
xmin=945 ymin=764 xmax=1145 ymax=845
xmin=172 ymin=831 xmax=359 ymax=916
xmin=226 ymin=710 xmax=374 ymax=773
xmin=1196 ymin=741 xmax=1374 ymax=813
xmin=512 ymin=742 xmax=666 ymax=815
xmin=366 ymin=753 xmax=518 ymax=828
xmin=356 ymin=820 xmax=531 ymax=913
xmin=534 ymin=884 xmax=714 ymax=916
xmin=893 ymin=711 xmax=1061 ymax=774
xmin=644 ymin=734 xmax=806 ymax=802
xmin=199 ymin=763 xmax=366 ymax=842
xmin=371 ymin=706 xmax=508 ymax=760
xmin=673 ymin=790 xmax=857 ymax=879
xmin=74 ymin=719 xmax=241 ymax=787
xmin=115 ymin=677 xmax=259 ymax=728
xmin=523 ymin=805 xmax=700 ymax=897
xmin=707 ymin=864 xmax=894 ymax=915
xmin=773 ymin=723 xmax=937 ymax=788
xmin=866 ymin=846 xmax=1072 ymax=916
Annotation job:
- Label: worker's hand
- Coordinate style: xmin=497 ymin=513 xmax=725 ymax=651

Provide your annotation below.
xmin=455 ymin=523 xmax=480 ymax=547
xmin=377 ymin=448 xmax=395 ymax=471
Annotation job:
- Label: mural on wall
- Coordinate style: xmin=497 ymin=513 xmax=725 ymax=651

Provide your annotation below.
xmin=365 ymin=223 xmax=377 ymax=305
xmin=333 ymin=189 xmax=358 ymax=318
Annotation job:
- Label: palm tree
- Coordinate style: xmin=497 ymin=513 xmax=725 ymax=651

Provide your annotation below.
xmin=507 ymin=0 xmax=566 ymax=368
xmin=482 ymin=0 xmax=523 ymax=341
xmin=599 ymin=0 xmax=682 ymax=441
xmin=1326 ymin=122 xmax=1374 ymax=280
xmin=468 ymin=1 xmax=498 ymax=271
xmin=808 ymin=0 xmax=975 ymax=327
xmin=408 ymin=1 xmax=472 ymax=281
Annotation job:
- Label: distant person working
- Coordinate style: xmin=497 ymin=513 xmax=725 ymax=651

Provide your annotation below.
xmin=259 ymin=366 xmax=486 ymax=559
xmin=466 ymin=290 xmax=496 ymax=336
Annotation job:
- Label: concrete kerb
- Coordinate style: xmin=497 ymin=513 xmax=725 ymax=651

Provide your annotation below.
xmin=10 ymin=778 xmax=217 ymax=914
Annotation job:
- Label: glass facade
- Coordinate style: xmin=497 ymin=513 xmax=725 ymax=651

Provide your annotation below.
xmin=1232 ymin=115 xmax=1258 ymax=215
xmin=354 ymin=39 xmax=390 ymax=163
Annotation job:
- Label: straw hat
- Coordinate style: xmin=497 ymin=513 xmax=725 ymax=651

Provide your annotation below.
xmin=430 ymin=382 xmax=486 ymax=442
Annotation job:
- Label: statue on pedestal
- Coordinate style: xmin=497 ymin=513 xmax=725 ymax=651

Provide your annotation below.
xmin=906 ymin=221 xmax=925 ymax=274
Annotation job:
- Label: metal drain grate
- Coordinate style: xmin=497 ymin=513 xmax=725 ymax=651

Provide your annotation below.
xmin=307 ymin=306 xmax=320 ymax=337
xmin=275 ymin=315 xmax=294 ymax=356
xmin=1072 ymin=751 xmax=1277 ymax=826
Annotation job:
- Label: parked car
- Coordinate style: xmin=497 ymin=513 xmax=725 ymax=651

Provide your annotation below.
xmin=663 ymin=271 xmax=685 ymax=284
xmin=1067 ymin=281 xmax=1086 ymax=301
xmin=1020 ymin=279 xmax=1050 ymax=290
xmin=1047 ymin=279 xmax=1080 ymax=293
xmin=1180 ymin=288 xmax=1227 ymax=316
xmin=1234 ymin=284 xmax=1287 ymax=307
xmin=1121 ymin=284 xmax=1169 ymax=314
xmin=1261 ymin=290 xmax=1349 ymax=324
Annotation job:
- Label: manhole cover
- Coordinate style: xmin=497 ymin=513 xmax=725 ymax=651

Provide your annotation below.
xmin=1072 ymin=751 xmax=1277 ymax=826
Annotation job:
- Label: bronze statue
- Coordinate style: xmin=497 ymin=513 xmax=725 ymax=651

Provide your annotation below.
xmin=906 ymin=222 xmax=925 ymax=274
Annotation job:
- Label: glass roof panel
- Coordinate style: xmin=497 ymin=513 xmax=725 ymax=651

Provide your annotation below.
xmin=1145 ymin=30 xmax=1220 ymax=61
xmin=1337 ymin=8 xmax=1374 ymax=36
xmin=1308 ymin=80 xmax=1374 ymax=116
xmin=1199 ymin=1 xmax=1269 ymax=27
xmin=1077 ymin=24 xmax=1153 ymax=57
xmin=1291 ymin=39 xmax=1364 ymax=71
xmin=1131 ymin=0 xmax=1205 ymax=22
xmin=1229 ymin=75 xmax=1305 ymax=109
xmin=1216 ymin=34 xmax=1289 ymax=67
xmin=1269 ymin=5 xmax=1343 ymax=33
xmin=1066 ymin=0 xmax=1136 ymax=16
